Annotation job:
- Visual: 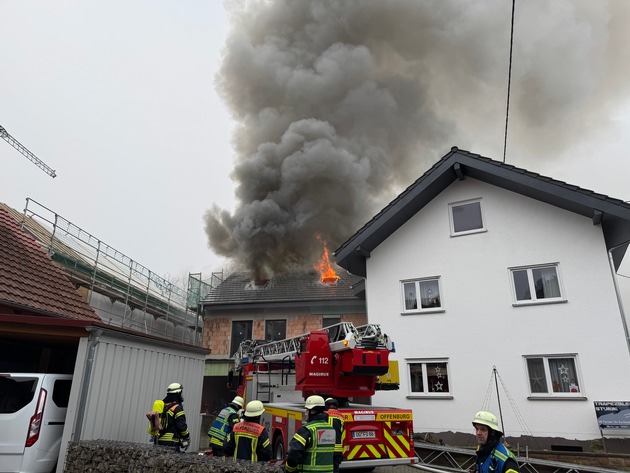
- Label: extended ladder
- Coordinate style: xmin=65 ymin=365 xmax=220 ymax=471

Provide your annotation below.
xmin=233 ymin=322 xmax=393 ymax=368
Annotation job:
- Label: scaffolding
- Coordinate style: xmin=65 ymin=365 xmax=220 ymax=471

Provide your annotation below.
xmin=18 ymin=198 xmax=223 ymax=346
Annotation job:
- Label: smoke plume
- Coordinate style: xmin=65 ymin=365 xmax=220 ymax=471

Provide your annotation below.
xmin=205 ymin=0 xmax=630 ymax=277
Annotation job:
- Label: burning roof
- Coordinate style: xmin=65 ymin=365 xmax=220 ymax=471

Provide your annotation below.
xmin=200 ymin=269 xmax=363 ymax=308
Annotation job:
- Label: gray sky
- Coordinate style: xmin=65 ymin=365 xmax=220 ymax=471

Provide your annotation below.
xmin=1 ymin=1 xmax=235 ymax=281
xmin=2 ymin=1 xmax=630 ymax=283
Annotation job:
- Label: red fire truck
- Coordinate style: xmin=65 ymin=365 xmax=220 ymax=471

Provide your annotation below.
xmin=229 ymin=322 xmax=418 ymax=470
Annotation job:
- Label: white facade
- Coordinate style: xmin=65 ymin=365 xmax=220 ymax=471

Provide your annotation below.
xmin=368 ymin=177 xmax=630 ymax=442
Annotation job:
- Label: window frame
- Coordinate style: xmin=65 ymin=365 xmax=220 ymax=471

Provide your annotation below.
xmin=401 ymin=277 xmax=443 ymax=314
xmin=230 ymin=320 xmax=253 ymax=357
xmin=448 ymin=198 xmax=486 ymax=237
xmin=524 ymin=354 xmax=585 ymax=399
xmin=322 ymin=316 xmax=342 ymax=328
xmin=509 ymin=263 xmax=566 ymax=306
xmin=405 ymin=358 xmax=452 ymax=399
xmin=264 ymin=319 xmax=287 ymax=342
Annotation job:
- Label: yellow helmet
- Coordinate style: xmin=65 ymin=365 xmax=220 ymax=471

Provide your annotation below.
xmin=245 ymin=400 xmax=265 ymax=417
xmin=305 ymin=395 xmax=325 ymax=409
xmin=472 ymin=411 xmax=501 ymax=433
xmin=232 ymin=396 xmax=244 ymax=407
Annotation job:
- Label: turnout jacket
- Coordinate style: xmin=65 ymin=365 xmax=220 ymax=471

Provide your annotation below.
xmin=325 ymin=409 xmax=344 ymax=473
xmin=286 ymin=412 xmax=336 ymax=473
xmin=156 ymin=402 xmax=190 ymax=447
xmin=476 ymin=437 xmax=519 ymax=473
xmin=225 ymin=420 xmax=272 ymax=462
xmin=208 ymin=404 xmax=240 ymax=447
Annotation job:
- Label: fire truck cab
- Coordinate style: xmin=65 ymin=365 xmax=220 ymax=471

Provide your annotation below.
xmin=230 ymin=322 xmax=418 ymax=470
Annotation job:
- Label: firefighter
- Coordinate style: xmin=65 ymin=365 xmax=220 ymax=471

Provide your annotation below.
xmin=325 ymin=397 xmax=344 ymax=473
xmin=471 ymin=411 xmax=520 ymax=473
xmin=225 ymin=400 xmax=272 ymax=462
xmin=286 ymin=395 xmax=336 ymax=473
xmin=156 ymin=382 xmax=190 ymax=452
xmin=208 ymin=395 xmax=244 ymax=456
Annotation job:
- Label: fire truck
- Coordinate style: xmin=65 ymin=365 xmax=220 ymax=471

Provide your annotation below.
xmin=229 ymin=322 xmax=418 ymax=470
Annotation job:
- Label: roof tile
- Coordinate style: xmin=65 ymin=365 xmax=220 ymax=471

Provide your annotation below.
xmin=0 ymin=204 xmax=100 ymax=321
xmin=202 ymin=270 xmax=362 ymax=306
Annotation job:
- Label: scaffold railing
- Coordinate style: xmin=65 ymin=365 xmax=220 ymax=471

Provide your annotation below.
xmin=19 ymin=198 xmax=222 ymax=346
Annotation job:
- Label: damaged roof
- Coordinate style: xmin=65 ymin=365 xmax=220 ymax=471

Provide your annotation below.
xmin=201 ymin=270 xmax=364 ymax=311
xmin=335 ymin=147 xmax=630 ymax=277
xmin=0 ymin=204 xmax=100 ymax=321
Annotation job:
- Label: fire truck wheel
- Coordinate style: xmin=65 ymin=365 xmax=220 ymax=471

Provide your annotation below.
xmin=273 ymin=435 xmax=285 ymax=460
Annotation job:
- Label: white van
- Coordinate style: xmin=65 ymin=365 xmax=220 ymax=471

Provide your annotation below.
xmin=0 ymin=373 xmax=72 ymax=473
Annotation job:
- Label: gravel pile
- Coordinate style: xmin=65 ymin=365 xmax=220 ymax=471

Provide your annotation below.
xmin=64 ymin=440 xmax=285 ymax=473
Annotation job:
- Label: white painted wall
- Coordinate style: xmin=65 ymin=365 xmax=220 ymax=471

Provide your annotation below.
xmin=368 ymin=178 xmax=630 ymax=441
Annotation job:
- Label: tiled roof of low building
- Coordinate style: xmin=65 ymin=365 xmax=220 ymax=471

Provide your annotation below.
xmin=201 ymin=269 xmax=363 ymax=306
xmin=0 ymin=204 xmax=100 ymax=321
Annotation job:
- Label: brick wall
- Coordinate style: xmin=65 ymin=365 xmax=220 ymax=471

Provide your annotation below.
xmin=202 ymin=317 xmax=231 ymax=355
xmin=203 ymin=312 xmax=368 ymax=357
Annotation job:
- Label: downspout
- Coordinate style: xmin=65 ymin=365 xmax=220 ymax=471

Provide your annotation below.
xmin=607 ymin=242 xmax=630 ymax=358
xmin=74 ymin=328 xmax=102 ymax=441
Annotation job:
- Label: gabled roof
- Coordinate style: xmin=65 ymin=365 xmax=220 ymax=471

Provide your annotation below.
xmin=334 ymin=147 xmax=630 ymax=277
xmin=201 ymin=270 xmax=364 ymax=311
xmin=0 ymin=205 xmax=100 ymax=321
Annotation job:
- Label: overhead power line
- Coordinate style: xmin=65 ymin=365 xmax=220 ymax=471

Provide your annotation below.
xmin=503 ymin=0 xmax=516 ymax=163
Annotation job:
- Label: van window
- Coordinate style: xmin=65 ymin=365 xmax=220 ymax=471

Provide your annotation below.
xmin=52 ymin=379 xmax=72 ymax=407
xmin=0 ymin=377 xmax=36 ymax=413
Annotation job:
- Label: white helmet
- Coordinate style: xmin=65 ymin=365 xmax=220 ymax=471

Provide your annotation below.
xmin=232 ymin=396 xmax=244 ymax=407
xmin=167 ymin=382 xmax=183 ymax=394
xmin=472 ymin=411 xmax=502 ymax=434
xmin=305 ymin=395 xmax=326 ymax=409
xmin=245 ymin=400 xmax=265 ymax=417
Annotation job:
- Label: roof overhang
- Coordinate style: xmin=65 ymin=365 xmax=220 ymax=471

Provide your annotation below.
xmin=335 ymin=148 xmax=630 ymax=276
xmin=202 ymin=298 xmax=366 ymax=314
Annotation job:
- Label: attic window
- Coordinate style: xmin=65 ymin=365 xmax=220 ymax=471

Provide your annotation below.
xmin=449 ymin=199 xmax=485 ymax=236
xmin=245 ymin=279 xmax=270 ymax=290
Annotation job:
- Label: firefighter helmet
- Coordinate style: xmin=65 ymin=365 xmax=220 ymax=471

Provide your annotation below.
xmin=325 ymin=397 xmax=338 ymax=408
xmin=305 ymin=395 xmax=326 ymax=409
xmin=245 ymin=400 xmax=265 ymax=417
xmin=472 ymin=411 xmax=501 ymax=433
xmin=167 ymin=382 xmax=183 ymax=394
xmin=232 ymin=396 xmax=244 ymax=407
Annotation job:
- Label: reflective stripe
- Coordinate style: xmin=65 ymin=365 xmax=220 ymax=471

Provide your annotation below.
xmin=478 ymin=443 xmax=518 ymax=473
xmin=208 ymin=406 xmax=238 ymax=444
xmin=294 ymin=433 xmax=307 ymax=446
xmin=301 ymin=420 xmax=335 ymax=473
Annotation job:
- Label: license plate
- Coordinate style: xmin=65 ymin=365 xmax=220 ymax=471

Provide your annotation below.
xmin=352 ymin=430 xmax=376 ymax=439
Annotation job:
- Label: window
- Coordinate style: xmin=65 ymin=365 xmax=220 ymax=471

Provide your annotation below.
xmin=510 ymin=264 xmax=564 ymax=304
xmin=230 ymin=320 xmax=252 ymax=357
xmin=265 ymin=319 xmax=286 ymax=342
xmin=52 ymin=379 xmax=72 ymax=408
xmin=402 ymin=278 xmax=442 ymax=313
xmin=322 ymin=316 xmax=341 ymax=328
xmin=407 ymin=359 xmax=450 ymax=396
xmin=449 ymin=199 xmax=485 ymax=236
xmin=525 ymin=355 xmax=582 ymax=397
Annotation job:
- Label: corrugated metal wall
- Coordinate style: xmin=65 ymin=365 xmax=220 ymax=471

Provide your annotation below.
xmin=59 ymin=326 xmax=206 ymax=470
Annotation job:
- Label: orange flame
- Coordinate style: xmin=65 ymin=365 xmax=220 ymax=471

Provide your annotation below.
xmin=315 ymin=240 xmax=339 ymax=284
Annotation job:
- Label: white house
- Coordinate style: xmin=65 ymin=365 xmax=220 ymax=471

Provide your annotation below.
xmin=334 ymin=147 xmax=630 ymax=452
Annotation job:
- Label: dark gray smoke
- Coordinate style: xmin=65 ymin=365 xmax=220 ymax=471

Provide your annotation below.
xmin=205 ymin=0 xmax=630 ymax=277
